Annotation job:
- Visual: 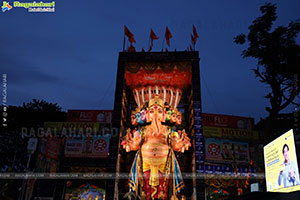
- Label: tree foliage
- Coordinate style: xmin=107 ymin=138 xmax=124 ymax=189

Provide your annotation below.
xmin=1 ymin=99 xmax=66 ymax=199
xmin=22 ymin=99 xmax=62 ymax=112
xmin=234 ymin=3 xmax=300 ymax=120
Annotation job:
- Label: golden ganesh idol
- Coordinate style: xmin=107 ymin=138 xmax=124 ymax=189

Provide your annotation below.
xmin=121 ymin=95 xmax=191 ymax=200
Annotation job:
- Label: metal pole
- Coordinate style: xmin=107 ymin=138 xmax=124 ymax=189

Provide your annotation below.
xmin=19 ymin=153 xmax=32 ymax=200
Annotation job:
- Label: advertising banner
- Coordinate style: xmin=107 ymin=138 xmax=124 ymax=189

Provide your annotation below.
xmin=264 ymin=129 xmax=300 ymax=192
xmin=202 ymin=113 xmax=254 ymax=130
xmin=64 ymin=134 xmax=111 ymax=158
xmin=46 ymin=136 xmax=60 ymax=160
xmin=203 ymin=126 xmax=259 ymax=140
xmin=205 ymin=138 xmax=250 ymax=163
xmin=44 ymin=122 xmax=100 ymax=132
xmin=67 ymin=110 xmax=113 ymax=123
xmin=36 ymin=137 xmax=59 ymax=172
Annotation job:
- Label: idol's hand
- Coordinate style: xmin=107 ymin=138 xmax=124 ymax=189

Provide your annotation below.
xmin=171 ymin=130 xmax=191 ymax=152
xmin=121 ymin=129 xmax=141 ymax=152
xmin=121 ymin=129 xmax=133 ymax=151
xmin=181 ymin=130 xmax=191 ymax=151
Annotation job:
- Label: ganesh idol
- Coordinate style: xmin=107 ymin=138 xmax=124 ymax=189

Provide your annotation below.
xmin=121 ymin=95 xmax=191 ymax=200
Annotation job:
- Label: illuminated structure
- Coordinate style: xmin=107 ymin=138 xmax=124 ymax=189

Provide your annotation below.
xmin=107 ymin=51 xmax=205 ymax=200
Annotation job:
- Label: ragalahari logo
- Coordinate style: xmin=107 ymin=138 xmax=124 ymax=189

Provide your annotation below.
xmin=2 ymin=1 xmax=13 ymax=12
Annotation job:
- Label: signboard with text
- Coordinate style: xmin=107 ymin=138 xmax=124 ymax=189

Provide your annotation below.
xmin=67 ymin=110 xmax=113 ymax=123
xmin=44 ymin=122 xmax=100 ymax=132
xmin=264 ymin=129 xmax=300 ymax=193
xmin=205 ymin=138 xmax=250 ymax=163
xmin=203 ymin=126 xmax=259 ymax=140
xmin=202 ymin=113 xmax=254 ymax=130
xmin=64 ymin=134 xmax=111 ymax=158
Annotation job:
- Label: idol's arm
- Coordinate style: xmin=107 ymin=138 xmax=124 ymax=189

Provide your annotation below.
xmin=171 ymin=130 xmax=191 ymax=152
xmin=121 ymin=129 xmax=141 ymax=152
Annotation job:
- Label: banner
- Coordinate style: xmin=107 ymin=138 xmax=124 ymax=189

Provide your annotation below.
xmin=203 ymin=126 xmax=259 ymax=140
xmin=64 ymin=134 xmax=111 ymax=158
xmin=67 ymin=110 xmax=113 ymax=123
xmin=36 ymin=138 xmax=59 ymax=172
xmin=46 ymin=136 xmax=60 ymax=160
xmin=205 ymin=138 xmax=249 ymax=163
xmin=202 ymin=113 xmax=254 ymax=130
xmin=264 ymin=129 xmax=300 ymax=192
xmin=44 ymin=122 xmax=100 ymax=132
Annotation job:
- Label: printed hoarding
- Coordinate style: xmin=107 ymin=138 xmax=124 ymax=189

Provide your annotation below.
xmin=44 ymin=122 xmax=100 ymax=132
xmin=205 ymin=138 xmax=250 ymax=163
xmin=203 ymin=126 xmax=259 ymax=140
xmin=36 ymin=137 xmax=60 ymax=172
xmin=67 ymin=110 xmax=113 ymax=123
xmin=264 ymin=129 xmax=300 ymax=192
xmin=64 ymin=134 xmax=111 ymax=158
xmin=202 ymin=113 xmax=254 ymax=130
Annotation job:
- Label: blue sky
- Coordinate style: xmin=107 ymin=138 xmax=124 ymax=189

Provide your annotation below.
xmin=1 ymin=0 xmax=299 ymax=123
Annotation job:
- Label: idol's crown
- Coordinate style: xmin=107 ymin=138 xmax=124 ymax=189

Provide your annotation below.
xmin=149 ymin=95 xmax=165 ymax=108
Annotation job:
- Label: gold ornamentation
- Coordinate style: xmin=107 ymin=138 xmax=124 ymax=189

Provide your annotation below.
xmin=148 ymin=95 xmax=165 ymax=108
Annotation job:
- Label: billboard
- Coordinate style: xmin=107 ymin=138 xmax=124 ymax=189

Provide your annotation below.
xmin=44 ymin=122 xmax=100 ymax=132
xmin=37 ymin=137 xmax=60 ymax=172
xmin=205 ymin=138 xmax=250 ymax=163
xmin=203 ymin=126 xmax=259 ymax=140
xmin=202 ymin=113 xmax=254 ymax=130
xmin=264 ymin=129 xmax=300 ymax=192
xmin=67 ymin=110 xmax=113 ymax=123
xmin=64 ymin=134 xmax=111 ymax=158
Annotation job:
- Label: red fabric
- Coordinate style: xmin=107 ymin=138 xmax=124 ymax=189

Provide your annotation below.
xmin=128 ymin=44 xmax=136 ymax=52
xmin=191 ymin=34 xmax=195 ymax=45
xmin=193 ymin=25 xmax=198 ymax=38
xmin=192 ymin=25 xmax=198 ymax=44
xmin=223 ymin=190 xmax=229 ymax=194
xmin=124 ymin=25 xmax=136 ymax=43
xmin=165 ymin=26 xmax=172 ymax=46
xmin=143 ymin=171 xmax=169 ymax=200
xmin=125 ymin=67 xmax=192 ymax=89
xmin=150 ymin=29 xmax=159 ymax=40
xmin=124 ymin=25 xmax=133 ymax=37
xmin=149 ymin=28 xmax=159 ymax=50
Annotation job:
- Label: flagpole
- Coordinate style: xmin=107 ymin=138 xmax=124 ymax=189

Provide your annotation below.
xmin=123 ymin=35 xmax=125 ymax=52
xmin=148 ymin=33 xmax=151 ymax=51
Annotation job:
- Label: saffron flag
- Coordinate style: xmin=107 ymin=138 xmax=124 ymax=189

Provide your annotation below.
xmin=191 ymin=34 xmax=195 ymax=44
xmin=149 ymin=28 xmax=159 ymax=51
xmin=165 ymin=26 xmax=172 ymax=47
xmin=192 ymin=25 xmax=198 ymax=44
xmin=124 ymin=25 xmax=136 ymax=43
xmin=150 ymin=29 xmax=159 ymax=45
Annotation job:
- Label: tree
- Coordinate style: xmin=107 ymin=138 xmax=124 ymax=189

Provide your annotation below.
xmin=1 ymin=100 xmax=66 ymax=199
xmin=22 ymin=99 xmax=62 ymax=112
xmin=234 ymin=3 xmax=300 ymax=139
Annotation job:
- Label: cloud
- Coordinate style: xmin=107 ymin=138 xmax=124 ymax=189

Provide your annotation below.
xmin=0 ymin=57 xmax=60 ymax=86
